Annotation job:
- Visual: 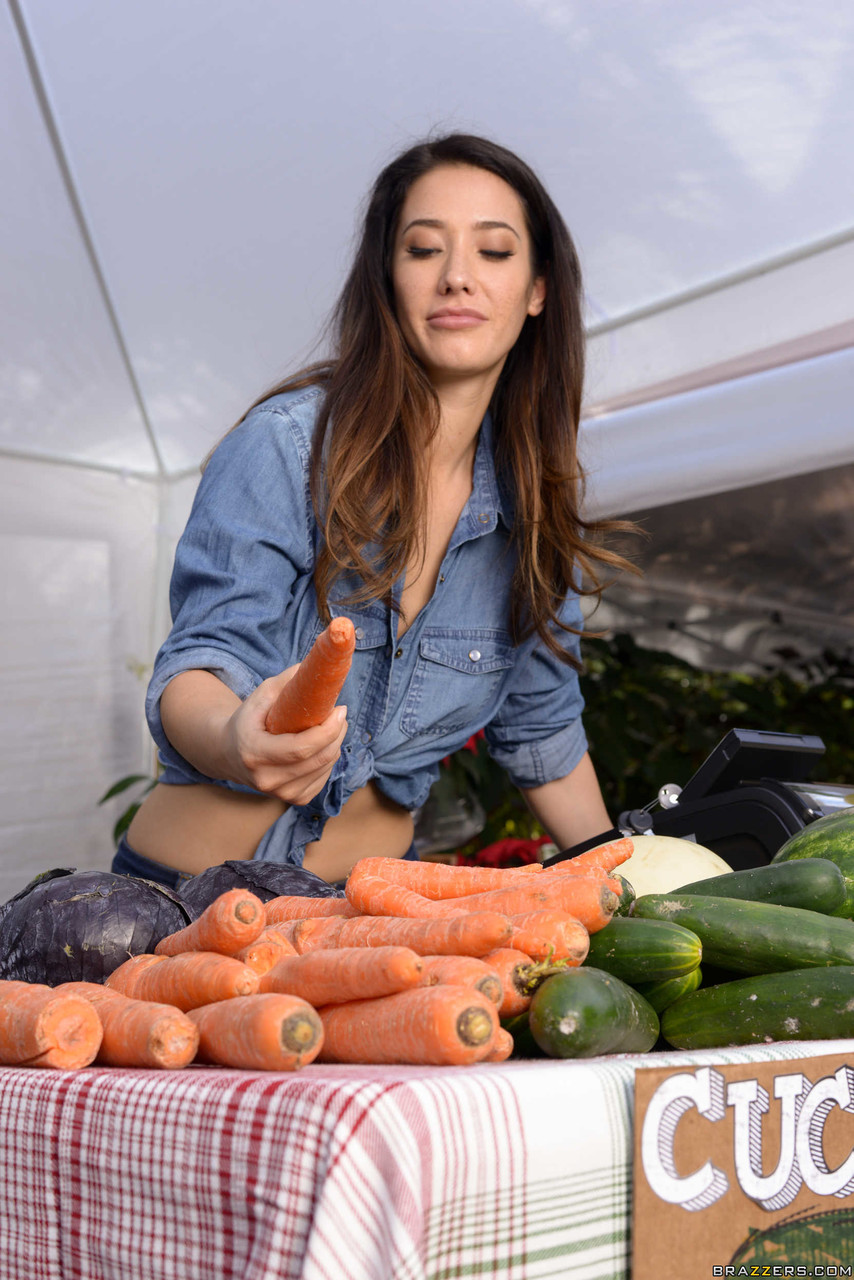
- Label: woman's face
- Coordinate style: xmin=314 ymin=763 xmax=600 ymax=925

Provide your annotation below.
xmin=391 ymin=164 xmax=546 ymax=390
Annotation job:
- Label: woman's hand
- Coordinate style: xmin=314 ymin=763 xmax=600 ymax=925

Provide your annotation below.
xmin=160 ymin=667 xmax=348 ymax=806
xmin=221 ymin=666 xmax=349 ymax=805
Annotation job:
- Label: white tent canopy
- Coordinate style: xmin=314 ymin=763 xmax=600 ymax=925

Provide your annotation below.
xmin=2 ymin=0 xmax=853 ymax=896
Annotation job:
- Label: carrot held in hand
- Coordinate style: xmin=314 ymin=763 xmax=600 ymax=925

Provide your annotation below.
xmin=317 ymin=984 xmax=499 ymax=1065
xmin=188 ymin=993 xmax=323 ymax=1070
xmin=155 ymin=888 xmax=265 ymax=957
xmin=0 ymin=980 xmax=102 ymax=1069
xmin=265 ymin=616 xmax=356 ymax=734
xmin=106 ymin=952 xmax=259 ymax=1010
xmin=259 ymin=946 xmax=424 ymax=1004
xmin=57 ymin=981 xmax=199 ymax=1069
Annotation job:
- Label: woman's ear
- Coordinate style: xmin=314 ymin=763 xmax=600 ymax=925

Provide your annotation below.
xmin=527 ymin=275 xmax=547 ymax=317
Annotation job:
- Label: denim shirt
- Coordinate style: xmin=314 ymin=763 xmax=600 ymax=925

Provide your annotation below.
xmin=146 ymin=384 xmax=588 ymax=865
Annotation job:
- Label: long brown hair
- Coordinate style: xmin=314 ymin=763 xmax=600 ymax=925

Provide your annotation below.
xmin=234 ymin=133 xmax=637 ymax=667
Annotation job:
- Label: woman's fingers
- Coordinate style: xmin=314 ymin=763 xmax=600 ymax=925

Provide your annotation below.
xmin=227 ymin=690 xmax=349 ymax=802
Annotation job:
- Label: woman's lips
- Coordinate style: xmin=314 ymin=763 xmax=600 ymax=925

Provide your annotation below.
xmin=427 ymin=309 xmax=487 ymax=329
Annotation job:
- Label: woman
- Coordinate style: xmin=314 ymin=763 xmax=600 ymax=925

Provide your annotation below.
xmin=115 ymin=132 xmax=633 ymax=889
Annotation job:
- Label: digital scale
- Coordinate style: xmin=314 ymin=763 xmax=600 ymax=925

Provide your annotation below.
xmin=548 ymin=729 xmax=854 ymax=872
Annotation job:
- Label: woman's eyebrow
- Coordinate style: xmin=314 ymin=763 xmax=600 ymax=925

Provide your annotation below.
xmin=401 ymin=217 xmax=521 ymax=241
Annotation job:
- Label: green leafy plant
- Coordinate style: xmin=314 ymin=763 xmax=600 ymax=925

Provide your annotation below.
xmin=431 ymin=634 xmax=854 ymax=857
xmin=97 ymin=773 xmax=157 ymax=844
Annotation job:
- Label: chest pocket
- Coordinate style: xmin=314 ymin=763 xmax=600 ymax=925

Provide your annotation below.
xmin=400 ymin=629 xmax=515 ymax=738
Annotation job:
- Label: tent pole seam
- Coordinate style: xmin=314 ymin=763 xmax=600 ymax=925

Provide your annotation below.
xmin=8 ymin=0 xmax=167 ymax=478
xmin=587 ymin=225 xmax=854 ymax=337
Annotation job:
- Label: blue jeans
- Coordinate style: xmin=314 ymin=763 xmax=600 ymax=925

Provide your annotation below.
xmin=111 ymin=834 xmax=420 ymax=891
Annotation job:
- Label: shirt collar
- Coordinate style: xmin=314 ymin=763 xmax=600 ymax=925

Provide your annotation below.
xmin=471 ymin=408 xmax=514 ymax=531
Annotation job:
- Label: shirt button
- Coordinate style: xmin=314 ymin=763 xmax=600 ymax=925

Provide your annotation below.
xmin=395 ymin=647 xmax=403 ymax=659
xmin=439 ymin=574 xmax=445 ymax=583
xmin=478 ymin=512 xmax=490 ymax=524
xmin=354 ymin=626 xmax=364 ymax=639
xmin=468 ymin=649 xmax=482 ymax=662
xmin=361 ymin=730 xmax=372 ymax=744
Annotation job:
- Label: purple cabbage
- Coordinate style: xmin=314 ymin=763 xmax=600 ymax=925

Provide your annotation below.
xmin=0 ymin=867 xmax=198 ymax=985
xmin=177 ymin=859 xmax=344 ymax=914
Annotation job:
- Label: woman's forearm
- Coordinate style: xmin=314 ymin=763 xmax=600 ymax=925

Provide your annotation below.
xmin=159 ymin=670 xmax=243 ymax=782
xmin=520 ymin=751 xmax=612 ymax=851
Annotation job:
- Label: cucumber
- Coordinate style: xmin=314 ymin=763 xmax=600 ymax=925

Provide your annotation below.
xmin=612 ymin=874 xmax=636 ymax=917
xmin=583 ymin=916 xmax=702 ymax=983
xmin=528 ymin=967 xmax=659 ymax=1058
xmin=678 ymin=857 xmax=846 ymax=913
xmin=633 ymin=966 xmax=702 ymax=1014
xmin=772 ymin=808 xmax=854 ymax=917
xmin=661 ymin=965 xmax=854 ymax=1049
xmin=500 ymin=1012 xmax=544 ymax=1058
xmin=633 ymin=892 xmax=854 ymax=975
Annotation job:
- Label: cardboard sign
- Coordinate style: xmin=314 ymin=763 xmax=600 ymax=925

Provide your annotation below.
xmin=633 ymin=1052 xmax=854 ymax=1279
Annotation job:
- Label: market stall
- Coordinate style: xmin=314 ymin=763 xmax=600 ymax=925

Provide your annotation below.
xmin=4 ymin=1039 xmax=854 ymax=1280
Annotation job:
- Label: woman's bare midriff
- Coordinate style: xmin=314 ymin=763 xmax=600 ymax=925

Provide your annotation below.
xmin=126 ymin=778 xmax=415 ymax=884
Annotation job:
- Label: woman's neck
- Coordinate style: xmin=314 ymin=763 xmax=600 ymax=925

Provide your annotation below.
xmin=430 ymin=374 xmax=496 ymax=477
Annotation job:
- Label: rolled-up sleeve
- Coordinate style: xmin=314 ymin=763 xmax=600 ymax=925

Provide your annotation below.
xmin=483 ymin=593 xmax=588 ymax=788
xmin=145 ymin=402 xmax=316 ymax=776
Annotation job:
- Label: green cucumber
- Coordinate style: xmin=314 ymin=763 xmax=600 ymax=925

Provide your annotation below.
xmin=583 ymin=916 xmax=702 ymax=983
xmin=528 ymin=967 xmax=659 ymax=1058
xmin=772 ymin=808 xmax=854 ymax=917
xmin=678 ymin=857 xmax=846 ymax=913
xmin=612 ymin=874 xmax=636 ymax=917
xmin=633 ymin=892 xmax=854 ymax=975
xmin=633 ymin=966 xmax=702 ymax=1014
xmin=500 ymin=1012 xmax=544 ymax=1058
xmin=661 ymin=965 xmax=854 ymax=1049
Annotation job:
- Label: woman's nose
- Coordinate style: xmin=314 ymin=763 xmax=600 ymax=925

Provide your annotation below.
xmin=439 ymin=247 xmax=474 ymax=293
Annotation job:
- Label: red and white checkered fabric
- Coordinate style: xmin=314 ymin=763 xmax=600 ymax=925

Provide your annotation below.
xmin=3 ymin=1040 xmax=850 ymax=1279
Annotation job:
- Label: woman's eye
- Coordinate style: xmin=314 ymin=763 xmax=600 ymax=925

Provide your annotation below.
xmin=406 ymin=246 xmax=439 ymax=258
xmin=481 ymin=249 xmax=513 ymax=260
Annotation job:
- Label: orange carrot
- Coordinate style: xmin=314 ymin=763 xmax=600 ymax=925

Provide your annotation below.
xmin=317 ymin=985 xmax=499 ymax=1065
xmin=187 ymin=993 xmax=323 ymax=1070
xmin=483 ymin=948 xmax=570 ymax=1017
xmin=345 ymin=869 xmax=619 ymax=933
xmin=259 ymin=946 xmax=424 ymax=1003
xmin=345 ymin=856 xmax=544 ymax=900
xmin=265 ymin=616 xmax=356 ymax=734
xmin=264 ymin=895 xmax=359 ymax=923
xmin=293 ymin=917 xmax=347 ymax=953
xmin=344 ymin=872 xmax=439 ymax=918
xmin=334 ymin=912 xmax=513 ymax=957
xmin=508 ymin=911 xmax=590 ymax=963
xmin=541 ymin=836 xmax=634 ymax=875
xmin=57 ymin=981 xmax=199 ymax=1069
xmin=0 ymin=980 xmax=102 ymax=1069
xmin=106 ymin=952 xmax=259 ymax=1011
xmin=234 ymin=937 xmax=295 ymax=977
xmin=104 ymin=954 xmax=168 ymax=996
xmin=154 ymin=888 xmax=265 ymax=957
xmin=417 ymin=956 xmax=503 ymax=1005
xmin=481 ymin=1027 xmax=515 ymax=1062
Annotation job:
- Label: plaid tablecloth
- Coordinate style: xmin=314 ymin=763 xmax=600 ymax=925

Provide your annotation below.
xmin=3 ymin=1039 xmax=854 ymax=1280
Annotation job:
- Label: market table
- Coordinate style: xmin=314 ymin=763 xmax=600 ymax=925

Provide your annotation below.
xmin=3 ymin=1039 xmax=854 ymax=1280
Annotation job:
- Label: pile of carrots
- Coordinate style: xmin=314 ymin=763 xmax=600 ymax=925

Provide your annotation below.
xmin=0 ymin=838 xmax=631 ymax=1072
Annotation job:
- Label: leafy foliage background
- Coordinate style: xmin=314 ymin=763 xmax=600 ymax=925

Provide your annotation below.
xmin=440 ymin=633 xmax=854 ymax=856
